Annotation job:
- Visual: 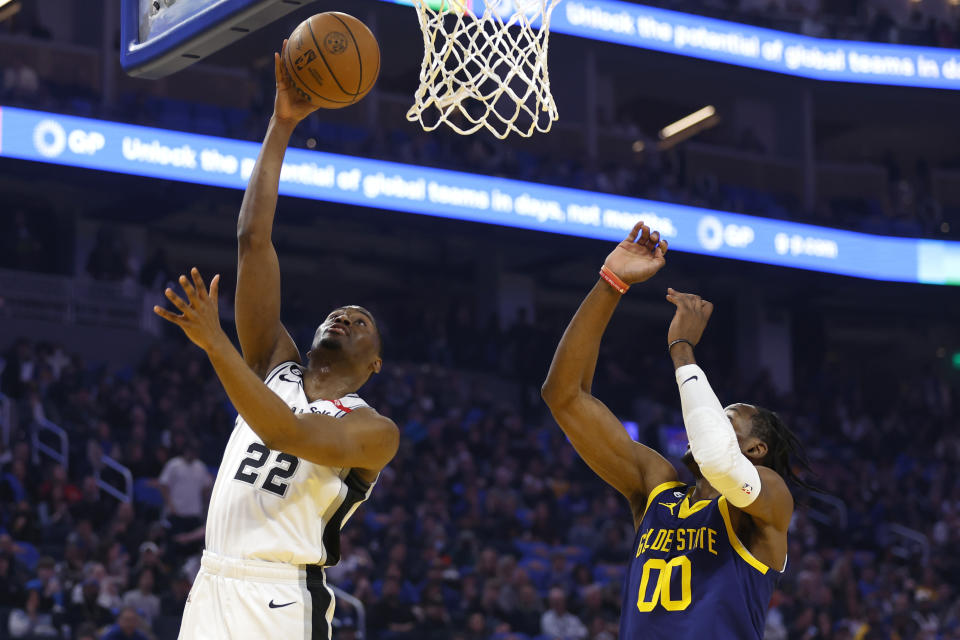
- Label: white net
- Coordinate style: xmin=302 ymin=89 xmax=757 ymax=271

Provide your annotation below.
xmin=406 ymin=0 xmax=561 ymax=139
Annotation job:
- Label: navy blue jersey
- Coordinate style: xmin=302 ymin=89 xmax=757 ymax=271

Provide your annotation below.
xmin=619 ymin=481 xmax=782 ymax=639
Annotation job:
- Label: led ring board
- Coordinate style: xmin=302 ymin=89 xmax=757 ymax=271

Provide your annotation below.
xmin=2 ymin=106 xmax=958 ymax=285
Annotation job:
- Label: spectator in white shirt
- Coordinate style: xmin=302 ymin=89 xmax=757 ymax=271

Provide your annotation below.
xmin=158 ymin=439 xmax=212 ymax=537
xmin=122 ymin=568 xmax=160 ymax=629
xmin=541 ymin=587 xmax=588 ymax=640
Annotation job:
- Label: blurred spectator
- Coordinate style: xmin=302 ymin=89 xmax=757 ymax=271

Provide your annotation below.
xmin=157 ymin=438 xmax=212 ymax=537
xmin=66 ymin=578 xmax=113 ymax=631
xmin=100 ymin=606 xmax=149 ymax=640
xmin=122 ymin=569 xmax=160 ymax=629
xmin=139 ymin=247 xmax=172 ymax=292
xmin=541 ymin=587 xmax=588 ymax=640
xmin=85 ymin=227 xmax=132 ymax=282
xmin=1 ymin=53 xmax=39 ymax=101
xmin=369 ymin=576 xmax=417 ymax=638
xmin=8 ymin=586 xmax=59 ymax=638
xmin=0 ymin=210 xmax=44 ymax=272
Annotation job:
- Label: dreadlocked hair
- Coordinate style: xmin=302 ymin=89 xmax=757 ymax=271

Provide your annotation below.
xmin=750 ymin=406 xmax=819 ymax=494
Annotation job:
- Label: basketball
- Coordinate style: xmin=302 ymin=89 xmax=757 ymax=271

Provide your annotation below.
xmin=282 ymin=12 xmax=380 ymax=109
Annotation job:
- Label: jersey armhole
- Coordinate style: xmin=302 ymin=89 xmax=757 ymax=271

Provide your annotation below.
xmin=639 ymin=481 xmax=686 ymax=522
xmin=263 ymin=361 xmax=297 ymax=384
xmin=717 ymin=497 xmax=779 ymax=575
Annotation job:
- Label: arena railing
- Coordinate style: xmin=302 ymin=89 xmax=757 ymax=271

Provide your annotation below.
xmin=96 ymin=453 xmax=134 ymax=503
xmin=884 ymin=523 xmax=930 ymax=564
xmin=0 ymin=268 xmax=160 ymax=335
xmin=329 ymin=584 xmax=367 ymax=639
xmin=31 ymin=417 xmax=69 ymax=473
xmin=806 ymin=492 xmax=848 ymax=530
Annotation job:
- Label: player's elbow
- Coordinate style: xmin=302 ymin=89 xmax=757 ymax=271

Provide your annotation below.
xmin=541 ymin=379 xmax=574 ymax=408
xmin=237 ymin=229 xmax=271 ymax=251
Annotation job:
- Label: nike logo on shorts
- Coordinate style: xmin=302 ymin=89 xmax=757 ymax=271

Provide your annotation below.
xmin=269 ymin=600 xmax=295 ymax=609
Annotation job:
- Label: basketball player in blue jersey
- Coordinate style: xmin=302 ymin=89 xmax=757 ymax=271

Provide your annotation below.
xmin=542 ymin=221 xmax=810 ymax=639
xmin=152 ymin=42 xmax=399 ymax=640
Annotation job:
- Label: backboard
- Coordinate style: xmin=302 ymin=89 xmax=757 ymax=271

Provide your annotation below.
xmin=120 ymin=0 xmax=311 ymax=79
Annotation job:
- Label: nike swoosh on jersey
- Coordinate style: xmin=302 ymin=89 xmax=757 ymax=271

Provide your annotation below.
xmin=269 ymin=600 xmax=296 ymax=609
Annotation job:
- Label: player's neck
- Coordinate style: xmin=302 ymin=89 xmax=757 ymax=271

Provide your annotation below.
xmin=690 ymin=478 xmax=720 ymax=502
xmin=302 ymin=359 xmax=363 ymax=401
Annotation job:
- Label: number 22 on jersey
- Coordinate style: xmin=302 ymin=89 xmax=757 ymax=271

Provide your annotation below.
xmin=233 ymin=443 xmax=300 ymax=497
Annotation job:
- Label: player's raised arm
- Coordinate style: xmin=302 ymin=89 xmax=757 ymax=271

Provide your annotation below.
xmin=542 ymin=222 xmax=677 ymax=525
xmin=235 ymin=41 xmax=320 ymax=378
xmin=665 ymin=289 xmax=793 ymax=533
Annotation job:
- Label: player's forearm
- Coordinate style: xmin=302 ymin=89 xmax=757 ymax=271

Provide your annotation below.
xmin=203 ymin=332 xmax=324 ymax=450
xmin=236 ymin=117 xmax=296 ymax=241
xmin=675 ymin=362 xmax=760 ymax=507
xmin=542 ymin=280 xmax=621 ymax=404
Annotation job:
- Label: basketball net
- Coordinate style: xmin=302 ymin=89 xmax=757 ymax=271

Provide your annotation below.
xmin=406 ymin=0 xmax=561 ymax=139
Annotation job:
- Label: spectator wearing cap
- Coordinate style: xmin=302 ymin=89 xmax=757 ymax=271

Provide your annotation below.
xmin=122 ymin=569 xmax=160 ymax=629
xmin=157 ymin=438 xmax=212 ymax=536
xmin=133 ymin=541 xmax=170 ymax=594
xmin=101 ymin=606 xmax=149 ymax=640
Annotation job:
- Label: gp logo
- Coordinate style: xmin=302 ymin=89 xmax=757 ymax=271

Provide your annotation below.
xmin=33 ymin=119 xmax=105 ymax=158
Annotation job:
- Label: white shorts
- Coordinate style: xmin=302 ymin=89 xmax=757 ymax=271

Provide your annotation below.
xmin=178 ymin=551 xmax=335 ymax=640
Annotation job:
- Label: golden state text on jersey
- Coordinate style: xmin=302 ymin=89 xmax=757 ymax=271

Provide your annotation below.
xmin=619 ymin=481 xmax=784 ymax=639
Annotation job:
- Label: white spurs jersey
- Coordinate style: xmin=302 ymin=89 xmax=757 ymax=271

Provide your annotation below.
xmin=204 ymin=361 xmax=376 ymax=566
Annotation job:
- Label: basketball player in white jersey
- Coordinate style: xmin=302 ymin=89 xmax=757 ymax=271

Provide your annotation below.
xmin=152 ymin=42 xmax=399 ymax=640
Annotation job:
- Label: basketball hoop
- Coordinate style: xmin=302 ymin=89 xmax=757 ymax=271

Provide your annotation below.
xmin=406 ymin=0 xmax=561 ymax=139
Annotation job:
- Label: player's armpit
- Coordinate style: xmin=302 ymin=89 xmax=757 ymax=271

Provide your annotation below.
xmin=544 ymin=391 xmax=677 ymax=519
xmin=734 ymin=466 xmax=793 ymax=532
xmin=265 ymin=407 xmax=399 ymax=472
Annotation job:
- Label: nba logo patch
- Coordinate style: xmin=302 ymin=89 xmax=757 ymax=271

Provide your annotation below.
xmin=741 ymin=482 xmax=753 ymax=495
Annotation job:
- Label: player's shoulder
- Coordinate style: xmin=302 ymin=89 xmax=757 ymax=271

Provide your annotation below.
xmin=263 ymin=360 xmax=302 ymax=386
xmin=336 ymin=393 xmax=372 ymax=412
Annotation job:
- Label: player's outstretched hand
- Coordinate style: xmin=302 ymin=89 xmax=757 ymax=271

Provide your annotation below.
xmin=665 ymin=288 xmax=713 ymax=347
xmin=154 ymin=268 xmax=225 ymax=352
xmin=603 ymin=221 xmax=669 ymax=286
xmin=273 ymin=39 xmax=319 ymax=125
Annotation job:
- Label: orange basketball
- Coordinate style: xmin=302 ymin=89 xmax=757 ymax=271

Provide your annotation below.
xmin=283 ymin=12 xmax=380 ymax=109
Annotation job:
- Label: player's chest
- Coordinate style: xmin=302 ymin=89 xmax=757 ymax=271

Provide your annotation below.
xmin=227 ymin=425 xmax=347 ymax=502
xmin=635 ymin=496 xmax=723 ymax=558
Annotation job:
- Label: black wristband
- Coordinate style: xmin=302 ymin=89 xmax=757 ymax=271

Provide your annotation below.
xmin=668 ymin=338 xmax=694 ymax=355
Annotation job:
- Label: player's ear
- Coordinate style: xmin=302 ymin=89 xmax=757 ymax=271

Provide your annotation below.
xmin=371 ymin=357 xmax=382 ymax=375
xmin=744 ymin=438 xmax=767 ymax=461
